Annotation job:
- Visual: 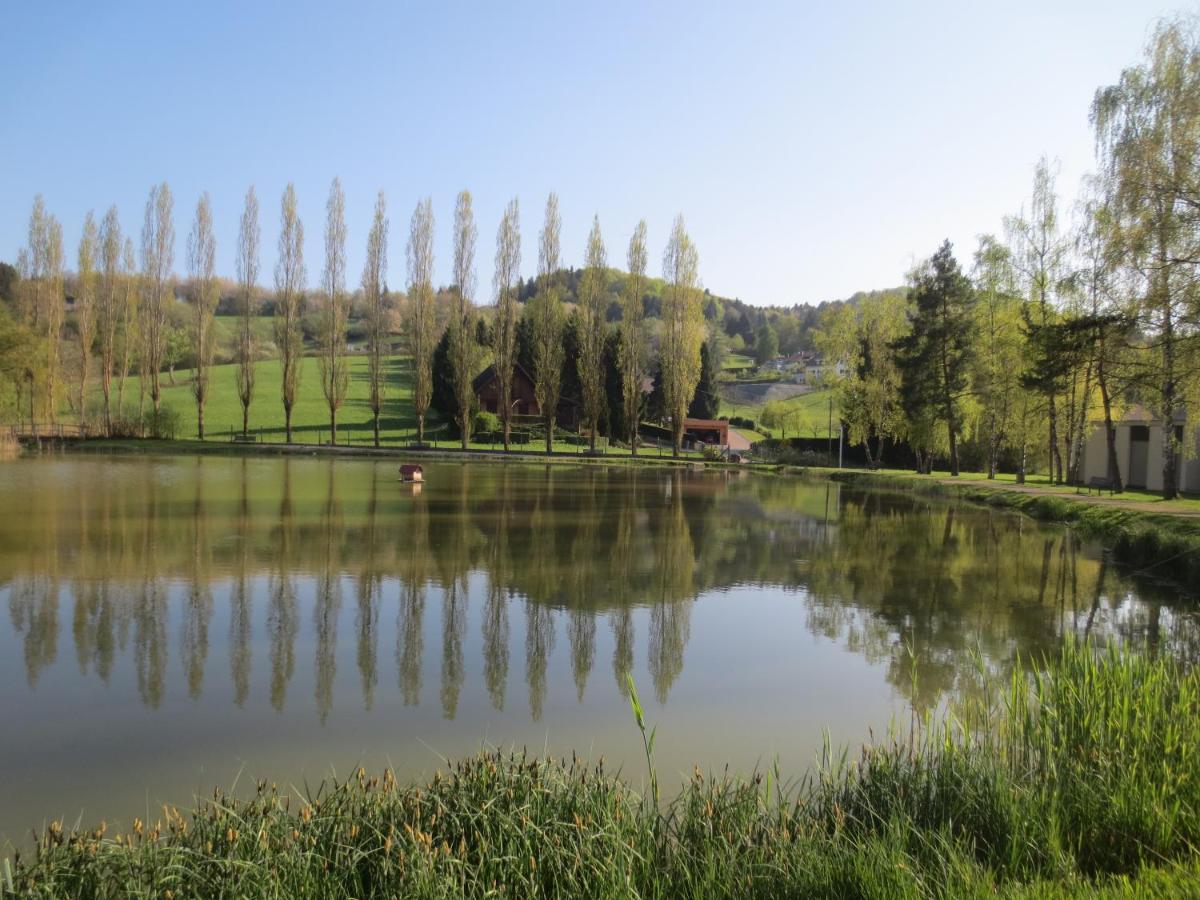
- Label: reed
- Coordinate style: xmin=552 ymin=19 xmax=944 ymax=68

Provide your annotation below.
xmin=7 ymin=642 xmax=1200 ymax=898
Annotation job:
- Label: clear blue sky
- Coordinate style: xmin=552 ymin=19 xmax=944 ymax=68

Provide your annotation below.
xmin=0 ymin=0 xmax=1174 ymax=306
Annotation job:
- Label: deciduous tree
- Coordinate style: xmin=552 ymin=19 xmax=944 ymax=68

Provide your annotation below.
xmin=97 ymin=206 xmax=122 ymax=433
xmin=274 ymin=184 xmax=306 ymax=443
xmin=492 ymin=198 xmax=521 ymax=450
xmin=187 ymin=192 xmax=218 ymax=439
xmin=660 ymin=214 xmax=704 ymax=455
xmin=577 ymin=215 xmax=608 ymax=450
xmin=140 ymin=182 xmax=174 ymax=419
xmin=75 ymin=210 xmax=99 ymax=426
xmin=362 ymin=191 xmax=389 ymax=447
xmin=235 ymin=186 xmax=260 ymax=436
xmin=531 ymin=193 xmax=565 ymax=453
xmin=406 ymin=198 xmax=437 ymax=444
xmin=450 ymin=190 xmax=478 ymax=449
xmin=319 ymin=178 xmax=349 ymax=444
xmin=619 ymin=221 xmax=649 ymax=453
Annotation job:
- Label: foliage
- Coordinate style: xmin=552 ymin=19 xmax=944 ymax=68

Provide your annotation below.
xmin=687 ymin=341 xmax=719 ymax=419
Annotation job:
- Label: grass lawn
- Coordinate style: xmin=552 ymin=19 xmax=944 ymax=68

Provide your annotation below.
xmin=720 ymin=352 xmax=755 ymax=371
xmin=721 ymin=387 xmax=834 ymax=438
xmin=104 ymin=354 xmax=699 ymax=456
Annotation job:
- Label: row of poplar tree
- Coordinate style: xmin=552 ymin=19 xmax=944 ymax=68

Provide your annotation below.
xmin=807 ymin=17 xmax=1200 ymax=500
xmin=6 ymin=180 xmax=707 ymax=456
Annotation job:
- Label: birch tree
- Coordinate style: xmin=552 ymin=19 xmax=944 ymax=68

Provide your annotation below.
xmin=362 ymin=190 xmax=389 ymax=447
xmin=577 ymin=215 xmax=608 ymax=451
xmin=140 ymin=181 xmax=174 ymax=420
xmin=319 ymin=177 xmax=349 ymax=444
xmin=75 ymin=211 xmax=99 ymax=427
xmin=450 ymin=190 xmax=478 ymax=449
xmin=235 ymin=186 xmax=260 ymax=436
xmin=1006 ymin=159 xmax=1069 ymax=483
xmin=620 ymin=220 xmax=649 ymax=454
xmin=187 ymin=192 xmax=218 ymax=439
xmin=531 ymin=192 xmax=565 ymax=453
xmin=660 ymin=214 xmax=703 ymax=456
xmin=274 ymin=184 xmax=306 ymax=443
xmin=406 ymin=198 xmax=436 ymax=444
xmin=492 ymin=197 xmax=521 ymax=450
xmin=97 ymin=207 xmax=123 ymax=433
xmin=1093 ymin=16 xmax=1200 ymax=499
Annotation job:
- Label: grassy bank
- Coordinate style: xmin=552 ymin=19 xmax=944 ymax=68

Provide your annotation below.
xmin=7 ymin=643 xmax=1200 ymax=898
xmin=805 ymin=469 xmax=1200 ymax=588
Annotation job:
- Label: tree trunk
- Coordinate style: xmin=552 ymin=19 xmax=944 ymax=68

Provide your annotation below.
xmin=330 ymin=409 xmax=337 ymax=446
xmin=373 ymin=410 xmax=380 ymax=448
xmin=589 ymin=418 xmax=597 ymax=453
xmin=242 ymin=405 xmax=249 ymax=438
xmin=417 ymin=413 xmax=424 ymax=446
xmin=198 ymin=403 xmax=205 ymax=441
xmin=545 ymin=414 xmax=554 ymax=454
xmin=1161 ymin=304 xmax=1178 ymax=501
xmin=1048 ymin=393 xmax=1062 ymax=484
xmin=1098 ymin=367 xmax=1122 ymax=493
xmin=285 ymin=405 xmax=293 ymax=444
xmin=503 ymin=416 xmax=510 ymax=453
xmin=863 ymin=438 xmax=875 ymax=469
xmin=102 ymin=377 xmax=112 ymax=436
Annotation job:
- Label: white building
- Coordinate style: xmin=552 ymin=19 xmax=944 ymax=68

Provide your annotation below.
xmin=1079 ymin=406 xmax=1200 ymax=492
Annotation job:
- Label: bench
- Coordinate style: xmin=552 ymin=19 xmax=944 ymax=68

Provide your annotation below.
xmin=1086 ymin=476 xmax=1115 ymax=495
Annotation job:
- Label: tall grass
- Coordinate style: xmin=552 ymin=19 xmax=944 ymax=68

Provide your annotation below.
xmin=7 ymin=642 xmax=1200 ymax=898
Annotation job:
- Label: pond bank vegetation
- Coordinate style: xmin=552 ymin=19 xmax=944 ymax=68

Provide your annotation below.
xmin=7 ymin=643 xmax=1200 ymax=898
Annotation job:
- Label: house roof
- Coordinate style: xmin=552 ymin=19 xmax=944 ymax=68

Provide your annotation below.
xmin=472 ymin=361 xmax=536 ymax=394
xmin=683 ymin=418 xmax=728 ymax=430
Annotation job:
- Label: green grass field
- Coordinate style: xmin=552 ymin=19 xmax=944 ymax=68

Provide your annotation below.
xmin=721 ymin=387 xmax=835 ymax=439
xmin=106 ymin=354 xmax=698 ymax=456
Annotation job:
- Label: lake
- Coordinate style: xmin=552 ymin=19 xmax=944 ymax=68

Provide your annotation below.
xmin=1 ymin=454 xmax=1196 ymax=848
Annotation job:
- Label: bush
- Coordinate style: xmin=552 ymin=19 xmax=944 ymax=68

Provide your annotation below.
xmin=472 ymin=410 xmax=501 ymax=435
xmin=106 ymin=408 xmax=181 ymax=440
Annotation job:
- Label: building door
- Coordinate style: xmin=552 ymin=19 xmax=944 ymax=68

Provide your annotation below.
xmin=1128 ymin=425 xmax=1150 ymax=489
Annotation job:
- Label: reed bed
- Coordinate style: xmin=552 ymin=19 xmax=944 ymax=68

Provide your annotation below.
xmin=6 ymin=642 xmax=1200 ymax=898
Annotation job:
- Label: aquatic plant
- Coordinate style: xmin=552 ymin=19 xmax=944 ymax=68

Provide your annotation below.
xmin=6 ymin=642 xmax=1200 ymax=897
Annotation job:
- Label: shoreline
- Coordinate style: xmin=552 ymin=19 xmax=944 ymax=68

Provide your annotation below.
xmin=18 ymin=437 xmax=1200 ymax=588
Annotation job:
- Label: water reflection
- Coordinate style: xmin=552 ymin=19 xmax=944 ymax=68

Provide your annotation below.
xmin=2 ymin=456 xmax=1198 ymax=724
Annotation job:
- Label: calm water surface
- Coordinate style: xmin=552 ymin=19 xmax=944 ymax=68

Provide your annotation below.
xmin=2 ymin=454 xmax=1197 ymax=847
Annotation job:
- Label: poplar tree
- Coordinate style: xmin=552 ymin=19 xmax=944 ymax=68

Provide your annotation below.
xmin=577 ymin=215 xmax=608 ymax=451
xmin=41 ymin=214 xmax=64 ymax=424
xmin=274 ymin=184 xmax=306 ymax=443
xmin=619 ymin=220 xmax=648 ymax=454
xmin=660 ymin=214 xmax=703 ymax=456
xmin=450 ymin=190 xmax=478 ymax=449
xmin=492 ymin=197 xmax=521 ymax=450
xmin=187 ymin=192 xmax=218 ymax=439
xmin=319 ymin=178 xmax=349 ymax=444
xmin=531 ymin=193 xmax=565 ymax=453
xmin=75 ymin=211 xmax=99 ymax=427
xmin=140 ymin=182 xmax=174 ymax=420
xmin=406 ymin=198 xmax=436 ymax=445
xmin=235 ymin=186 xmax=260 ymax=437
xmin=362 ymin=191 xmax=389 ymax=447
xmin=97 ymin=206 xmax=122 ymax=433
xmin=117 ymin=237 xmax=138 ymax=417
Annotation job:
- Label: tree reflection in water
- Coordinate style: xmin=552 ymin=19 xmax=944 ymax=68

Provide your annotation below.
xmin=2 ymin=457 xmax=1198 ymax=723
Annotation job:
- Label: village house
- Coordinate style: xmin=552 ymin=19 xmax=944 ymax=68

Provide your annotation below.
xmin=1079 ymin=406 xmax=1200 ymax=492
xmin=472 ymin=363 xmax=579 ymax=427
